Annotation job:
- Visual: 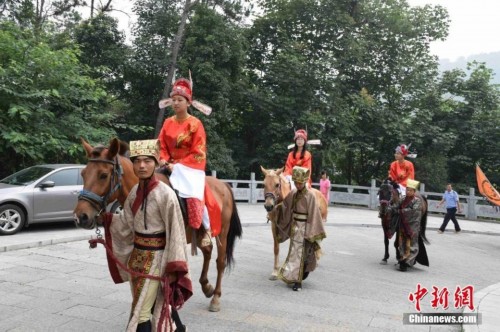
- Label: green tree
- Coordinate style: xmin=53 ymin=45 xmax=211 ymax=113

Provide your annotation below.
xmin=246 ymin=0 xmax=449 ymax=184
xmin=0 ymin=22 xmax=116 ymax=177
xmin=435 ymin=62 xmax=500 ymax=191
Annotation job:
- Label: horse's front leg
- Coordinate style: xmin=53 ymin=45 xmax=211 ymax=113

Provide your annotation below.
xmin=209 ymin=236 xmax=226 ymax=312
xmin=380 ymin=235 xmax=390 ymax=264
xmin=269 ymin=220 xmax=280 ymax=280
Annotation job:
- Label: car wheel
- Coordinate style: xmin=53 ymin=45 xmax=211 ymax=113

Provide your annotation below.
xmin=109 ymin=201 xmax=122 ymax=214
xmin=0 ymin=204 xmax=26 ymax=235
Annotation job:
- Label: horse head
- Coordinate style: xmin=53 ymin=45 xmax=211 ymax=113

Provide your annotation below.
xmin=378 ymin=178 xmax=394 ymax=204
xmin=260 ymin=166 xmax=290 ymax=212
xmin=379 ymin=178 xmax=399 ymax=208
xmin=73 ymin=138 xmax=137 ymax=229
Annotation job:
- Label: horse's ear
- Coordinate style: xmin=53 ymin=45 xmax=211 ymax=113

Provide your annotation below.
xmin=80 ymin=137 xmax=93 ymax=158
xmin=276 ymin=167 xmax=284 ymax=175
xmin=260 ymin=165 xmax=268 ymax=176
xmin=107 ymin=137 xmax=120 ymax=160
xmin=118 ymin=140 xmax=130 ymax=156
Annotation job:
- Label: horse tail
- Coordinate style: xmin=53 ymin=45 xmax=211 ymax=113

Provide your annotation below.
xmin=420 ymin=196 xmax=430 ymax=244
xmin=225 ymin=182 xmax=242 ymax=270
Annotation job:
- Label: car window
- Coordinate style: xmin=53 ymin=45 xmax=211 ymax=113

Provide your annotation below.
xmin=43 ymin=168 xmax=79 ymax=186
xmin=0 ymin=166 xmax=53 ymax=185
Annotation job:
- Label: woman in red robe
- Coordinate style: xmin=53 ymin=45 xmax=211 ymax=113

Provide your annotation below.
xmin=388 ymin=144 xmax=415 ymax=197
xmin=284 ymin=129 xmax=313 ymax=187
xmin=158 ymin=78 xmax=212 ymax=247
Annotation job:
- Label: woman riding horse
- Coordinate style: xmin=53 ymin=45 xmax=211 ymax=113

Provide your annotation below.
xmin=158 ymin=77 xmax=213 ymax=248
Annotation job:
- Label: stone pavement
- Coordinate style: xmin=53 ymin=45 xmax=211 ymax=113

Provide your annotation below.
xmin=1 ymin=204 xmax=499 ymax=331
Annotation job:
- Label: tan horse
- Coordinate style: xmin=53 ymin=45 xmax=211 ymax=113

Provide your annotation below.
xmin=73 ymin=138 xmax=242 ymax=312
xmin=260 ymin=166 xmax=328 ymax=280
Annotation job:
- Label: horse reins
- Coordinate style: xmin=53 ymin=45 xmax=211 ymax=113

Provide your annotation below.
xmin=264 ymin=173 xmax=283 ymax=223
xmin=78 ymin=156 xmax=123 ymax=215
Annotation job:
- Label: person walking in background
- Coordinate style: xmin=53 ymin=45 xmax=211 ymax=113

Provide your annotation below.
xmin=319 ymin=170 xmax=331 ymax=204
xmin=437 ymin=184 xmax=462 ymax=233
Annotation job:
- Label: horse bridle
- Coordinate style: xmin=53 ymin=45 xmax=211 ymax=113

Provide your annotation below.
xmin=264 ymin=174 xmax=283 ymax=206
xmin=78 ymin=156 xmax=123 ymax=215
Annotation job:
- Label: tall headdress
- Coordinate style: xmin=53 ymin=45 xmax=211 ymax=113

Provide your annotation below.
xmin=287 ymin=129 xmax=322 ymax=149
xmin=395 ymin=143 xmax=417 ymax=158
xmin=158 ymin=71 xmax=212 ymax=115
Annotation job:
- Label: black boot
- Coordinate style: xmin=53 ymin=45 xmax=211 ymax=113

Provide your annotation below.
xmin=292 ymin=282 xmax=302 ymax=291
xmin=136 ymin=320 xmax=152 ymax=332
xmin=398 ymin=262 xmax=408 ymax=272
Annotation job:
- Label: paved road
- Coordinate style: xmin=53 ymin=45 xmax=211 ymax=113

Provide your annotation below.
xmin=1 ymin=204 xmax=499 ymax=331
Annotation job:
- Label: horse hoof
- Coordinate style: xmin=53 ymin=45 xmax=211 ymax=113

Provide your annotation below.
xmin=204 ymin=284 xmax=215 ymax=298
xmin=379 ymin=260 xmax=388 ymax=265
xmin=209 ymin=301 xmax=220 ymax=312
xmin=269 ymin=274 xmax=278 ymax=281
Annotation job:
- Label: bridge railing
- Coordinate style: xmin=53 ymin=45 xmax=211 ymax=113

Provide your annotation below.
xmin=212 ymin=171 xmax=500 ymax=221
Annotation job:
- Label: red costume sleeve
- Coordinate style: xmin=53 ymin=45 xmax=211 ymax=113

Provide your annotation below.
xmin=284 ymin=151 xmax=295 ymax=176
xmin=158 ymin=120 xmax=172 ymax=162
xmin=407 ymin=161 xmax=415 ymax=180
xmin=389 ymin=161 xmax=397 ymax=182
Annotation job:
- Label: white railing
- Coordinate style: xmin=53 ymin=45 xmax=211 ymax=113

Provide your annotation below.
xmin=211 ymin=171 xmax=500 ymax=221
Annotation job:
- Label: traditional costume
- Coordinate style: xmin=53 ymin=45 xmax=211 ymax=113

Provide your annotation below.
xmin=388 ymin=144 xmax=415 ymax=196
xmin=284 ymin=129 xmax=313 ymax=188
xmin=100 ymin=139 xmax=192 ymax=332
xmin=277 ymin=166 xmax=326 ymax=291
xmin=158 ymin=77 xmax=218 ymax=247
xmin=391 ymin=179 xmax=429 ymax=272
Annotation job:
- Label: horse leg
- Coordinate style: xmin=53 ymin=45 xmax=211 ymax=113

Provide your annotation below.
xmin=209 ymin=236 xmax=227 ymax=312
xmin=199 ymin=242 xmax=215 ymax=300
xmin=380 ymin=235 xmax=390 ymax=264
xmin=394 ymin=234 xmax=400 ymax=261
xmin=269 ymin=221 xmax=280 ymax=280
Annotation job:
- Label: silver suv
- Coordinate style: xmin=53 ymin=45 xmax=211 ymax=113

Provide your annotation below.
xmin=0 ymin=164 xmax=85 ymax=235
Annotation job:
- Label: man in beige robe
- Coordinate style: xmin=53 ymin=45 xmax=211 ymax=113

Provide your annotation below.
xmin=277 ymin=166 xmax=326 ymax=291
xmin=99 ymin=139 xmax=192 ymax=332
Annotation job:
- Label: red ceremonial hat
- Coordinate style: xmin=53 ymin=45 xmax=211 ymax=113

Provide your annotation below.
xmin=395 ymin=144 xmax=409 ymax=156
xmin=294 ymin=129 xmax=308 ymax=141
xmin=170 ymin=78 xmax=192 ymax=102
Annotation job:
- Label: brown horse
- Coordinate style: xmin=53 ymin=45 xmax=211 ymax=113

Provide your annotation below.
xmin=73 ymin=138 xmax=242 ymax=312
xmin=260 ymin=166 xmax=328 ymax=280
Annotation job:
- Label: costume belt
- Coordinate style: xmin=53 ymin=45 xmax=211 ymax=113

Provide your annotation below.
xmin=293 ymin=211 xmax=308 ymax=222
xmin=134 ymin=231 xmax=167 ymax=250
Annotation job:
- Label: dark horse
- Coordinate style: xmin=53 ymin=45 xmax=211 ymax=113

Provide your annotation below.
xmin=73 ymin=138 xmax=242 ymax=312
xmin=378 ymin=178 xmax=429 ymax=268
